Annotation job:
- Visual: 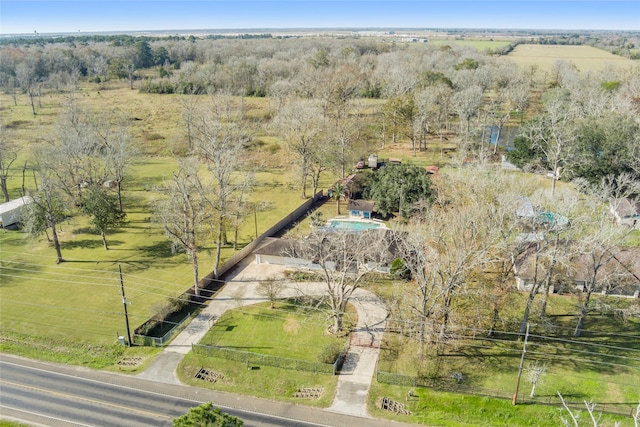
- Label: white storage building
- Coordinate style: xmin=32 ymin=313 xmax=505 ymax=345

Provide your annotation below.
xmin=0 ymin=196 xmax=32 ymax=228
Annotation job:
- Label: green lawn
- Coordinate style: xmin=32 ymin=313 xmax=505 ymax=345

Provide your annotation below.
xmin=368 ymin=383 xmax=633 ymax=427
xmin=375 ymin=291 xmax=640 ymax=424
xmin=177 ymin=301 xmax=351 ymax=407
xmin=0 ymin=150 xmax=321 ymax=365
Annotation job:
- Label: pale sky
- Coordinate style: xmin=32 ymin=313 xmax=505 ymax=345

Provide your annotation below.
xmin=1 ymin=1 xmax=638 ymax=35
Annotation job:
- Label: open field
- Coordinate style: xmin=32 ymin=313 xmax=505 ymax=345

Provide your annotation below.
xmin=427 ymin=39 xmax=512 ymax=51
xmin=506 ymin=44 xmax=638 ymax=73
xmin=0 ymin=162 xmax=317 ymax=365
xmin=0 ymin=83 xmax=341 ymax=364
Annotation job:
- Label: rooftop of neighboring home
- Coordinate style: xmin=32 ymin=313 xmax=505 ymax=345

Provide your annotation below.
xmin=346 ymin=199 xmax=375 ymax=213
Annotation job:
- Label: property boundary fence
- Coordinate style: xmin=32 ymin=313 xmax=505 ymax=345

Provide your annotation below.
xmin=375 ymin=369 xmax=639 ymax=418
xmin=132 ymin=192 xmax=324 ymax=347
xmin=202 ymin=191 xmax=324 ymax=283
xmin=192 ymin=343 xmax=339 ymax=375
xmin=133 ymin=313 xmax=191 ymax=347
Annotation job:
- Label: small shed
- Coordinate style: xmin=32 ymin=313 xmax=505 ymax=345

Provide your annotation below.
xmin=0 ymin=196 xmax=32 ymax=228
xmin=368 ymin=154 xmax=379 ymax=169
xmin=347 ymin=200 xmax=375 ymax=219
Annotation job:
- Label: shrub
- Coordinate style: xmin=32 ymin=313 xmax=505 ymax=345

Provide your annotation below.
xmin=318 ymin=341 xmax=343 ymax=364
xmin=390 ymin=258 xmax=411 ymax=280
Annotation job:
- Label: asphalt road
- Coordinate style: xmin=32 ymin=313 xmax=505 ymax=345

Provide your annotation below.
xmin=0 ymin=355 xmax=414 ymax=427
xmin=0 ymin=357 xmax=330 ymax=427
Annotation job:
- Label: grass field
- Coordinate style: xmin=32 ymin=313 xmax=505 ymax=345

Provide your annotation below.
xmin=0 ymin=158 xmax=319 ymax=364
xmin=506 ymin=44 xmax=638 ymax=73
xmin=427 ymin=39 xmax=512 ymax=51
xmin=177 ymin=301 xmax=353 ymax=407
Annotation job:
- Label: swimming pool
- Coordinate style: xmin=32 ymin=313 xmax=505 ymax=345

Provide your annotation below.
xmin=326 ymin=219 xmax=387 ymax=231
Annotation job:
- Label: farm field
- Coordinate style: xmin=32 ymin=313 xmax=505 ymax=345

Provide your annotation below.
xmin=427 ymin=38 xmax=512 ymax=51
xmin=506 ymin=44 xmax=638 ymax=72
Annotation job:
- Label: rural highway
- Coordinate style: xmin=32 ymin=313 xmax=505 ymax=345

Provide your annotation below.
xmin=0 ymin=355 xmax=412 ymax=427
xmin=0 ymin=356 xmax=329 ymax=427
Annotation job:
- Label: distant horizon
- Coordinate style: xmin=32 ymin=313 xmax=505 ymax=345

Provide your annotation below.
xmin=2 ymin=1 xmax=638 ymax=35
xmin=2 ymin=26 xmax=636 ymax=38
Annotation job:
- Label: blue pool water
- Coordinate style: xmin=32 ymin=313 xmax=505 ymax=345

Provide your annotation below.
xmin=327 ymin=220 xmax=383 ymax=231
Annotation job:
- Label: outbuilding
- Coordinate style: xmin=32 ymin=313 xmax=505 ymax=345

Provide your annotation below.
xmin=0 ymin=196 xmax=32 ymax=228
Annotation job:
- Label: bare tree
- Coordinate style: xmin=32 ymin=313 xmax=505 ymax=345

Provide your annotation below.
xmin=394 ymin=226 xmax=439 ymax=346
xmin=193 ymin=110 xmax=247 ymax=278
xmin=524 ymin=92 xmax=580 ymax=198
xmin=90 ymin=111 xmax=137 ymax=212
xmin=570 ymin=175 xmax=638 ymax=337
xmin=526 ymin=361 xmax=547 ymax=398
xmin=273 ymin=100 xmax=323 ymax=199
xmin=557 ymin=392 xmax=619 ymax=427
xmin=452 ymin=85 xmax=484 ymax=147
xmin=154 ymin=157 xmax=213 ymax=297
xmin=180 ymin=92 xmax=199 ymax=153
xmin=289 ymin=229 xmax=388 ymax=334
xmin=229 ymin=172 xmax=255 ymax=250
xmin=572 ymin=222 xmax=631 ymax=337
xmin=256 ymin=276 xmax=285 ymax=309
xmin=15 ymin=60 xmax=41 ymax=116
xmin=0 ymin=129 xmax=18 ymax=202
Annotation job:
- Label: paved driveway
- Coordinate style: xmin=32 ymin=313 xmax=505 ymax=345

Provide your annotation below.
xmin=137 ymin=257 xmax=387 ymax=418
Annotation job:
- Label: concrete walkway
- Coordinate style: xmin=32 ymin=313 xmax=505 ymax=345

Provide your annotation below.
xmin=136 ymin=258 xmax=387 ymax=418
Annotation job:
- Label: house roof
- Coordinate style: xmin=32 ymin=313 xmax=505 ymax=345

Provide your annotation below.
xmin=252 ymin=229 xmax=401 ymax=266
xmin=0 ymin=196 xmax=32 ymax=214
xmin=610 ymin=198 xmax=640 ymax=218
xmin=252 ymin=237 xmax=300 ymax=257
xmin=573 ymin=246 xmax=640 ymax=285
xmin=347 ymin=199 xmax=375 ymax=212
xmin=515 ymin=244 xmax=640 ymax=294
xmin=425 ymin=165 xmax=439 ymax=174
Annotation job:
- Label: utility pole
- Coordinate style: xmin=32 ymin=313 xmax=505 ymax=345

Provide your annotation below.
xmin=254 ymin=204 xmax=258 ymax=240
xmin=513 ymin=322 xmax=530 ymax=405
xmin=398 ymin=186 xmax=403 ymax=221
xmin=119 ymin=264 xmax=132 ymax=347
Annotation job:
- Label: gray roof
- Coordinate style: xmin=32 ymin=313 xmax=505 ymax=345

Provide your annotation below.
xmin=252 ymin=237 xmax=300 ymax=257
xmin=611 ymin=198 xmax=640 ymax=218
xmin=346 ymin=199 xmax=375 ymax=212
